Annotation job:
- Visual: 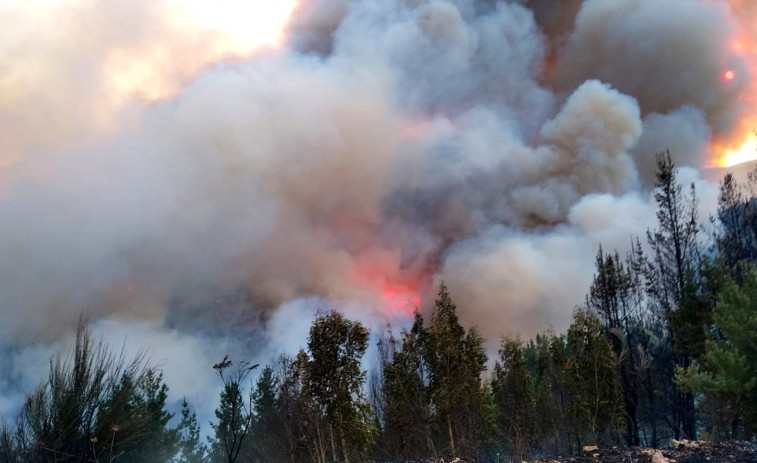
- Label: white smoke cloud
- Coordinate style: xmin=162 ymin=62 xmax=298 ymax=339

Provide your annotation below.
xmin=0 ymin=53 xmax=408 ymax=342
xmin=633 ymin=106 xmax=713 ymax=187
xmin=555 ymin=0 xmax=745 ymax=131
xmin=0 ymin=0 xmax=747 ymax=422
xmin=440 ymin=225 xmax=595 ymax=339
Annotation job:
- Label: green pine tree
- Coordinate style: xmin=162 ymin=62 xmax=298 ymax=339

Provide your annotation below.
xmin=492 ymin=337 xmax=535 ymax=460
xmin=249 ymin=366 xmax=279 ymax=462
xmin=382 ymin=318 xmax=433 ymax=459
xmin=304 ymin=311 xmax=376 ymax=463
xmin=565 ymin=309 xmax=623 ymax=448
xmin=19 ymin=321 xmax=165 ymax=462
xmin=425 ymin=282 xmax=487 ymax=457
xmin=645 ymin=151 xmax=702 ymax=440
xmin=176 ymin=399 xmax=206 ymax=463
xmin=209 ymin=358 xmax=256 ymax=463
xmin=531 ymin=333 xmax=570 ymax=455
xmin=677 ymin=267 xmax=757 ymax=438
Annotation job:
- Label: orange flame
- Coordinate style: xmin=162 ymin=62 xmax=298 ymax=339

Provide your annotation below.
xmin=712 ymin=121 xmax=757 ymax=168
xmin=712 ymin=1 xmax=757 ymax=167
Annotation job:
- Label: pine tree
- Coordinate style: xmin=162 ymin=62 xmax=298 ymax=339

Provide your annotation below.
xmin=565 ymin=309 xmax=623 ymax=448
xmin=645 ymin=151 xmax=701 ymax=440
xmin=492 ymin=337 xmax=534 ymax=460
xmin=425 ymin=282 xmax=487 ymax=457
xmin=209 ymin=358 xmax=256 ymax=463
xmin=382 ymin=318 xmax=433 ymax=459
xmin=249 ymin=366 xmax=279 ymax=462
xmin=677 ymin=267 xmax=757 ymax=438
xmin=646 ymin=151 xmax=700 ymax=310
xmin=116 ymin=369 xmax=178 ymax=462
xmin=303 ymin=311 xmax=375 ymax=463
xmin=531 ymin=333 xmax=570 ymax=455
xmin=275 ymin=353 xmax=315 ymax=463
xmin=587 ymin=247 xmax=641 ymax=446
xmin=19 ymin=321 xmax=162 ymax=462
xmin=176 ymin=399 xmax=206 ymax=463
xmin=715 ymin=171 xmax=757 ymax=276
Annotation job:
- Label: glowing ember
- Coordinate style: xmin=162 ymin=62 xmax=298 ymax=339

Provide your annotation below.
xmin=724 ymin=69 xmax=736 ymax=81
xmin=382 ymin=283 xmax=421 ymax=316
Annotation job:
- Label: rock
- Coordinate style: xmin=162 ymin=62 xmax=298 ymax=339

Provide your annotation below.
xmin=671 ymin=439 xmax=699 ymax=449
xmin=530 ymin=440 xmax=756 ymax=462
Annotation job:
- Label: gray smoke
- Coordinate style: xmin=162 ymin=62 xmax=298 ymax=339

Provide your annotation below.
xmin=555 ymin=0 xmax=744 ymax=129
xmin=0 ymin=0 xmax=745 ymax=418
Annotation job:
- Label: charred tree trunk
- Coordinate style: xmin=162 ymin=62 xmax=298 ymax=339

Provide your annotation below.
xmin=328 ymin=423 xmax=337 ymax=462
xmin=447 ymin=416 xmax=456 ymax=456
xmin=340 ymin=430 xmax=350 ymax=463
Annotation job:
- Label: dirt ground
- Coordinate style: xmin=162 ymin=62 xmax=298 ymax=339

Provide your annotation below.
xmin=398 ymin=440 xmax=757 ymax=463
xmin=532 ymin=440 xmax=757 ymax=463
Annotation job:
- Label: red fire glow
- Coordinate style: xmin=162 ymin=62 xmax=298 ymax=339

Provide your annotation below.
xmin=382 ymin=282 xmax=422 ymax=317
xmin=353 ymin=261 xmax=428 ymax=318
xmin=399 ymin=114 xmax=457 ymax=140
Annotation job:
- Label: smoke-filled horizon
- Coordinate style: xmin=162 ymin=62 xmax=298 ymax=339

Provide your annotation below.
xmin=0 ymin=0 xmax=750 ymax=418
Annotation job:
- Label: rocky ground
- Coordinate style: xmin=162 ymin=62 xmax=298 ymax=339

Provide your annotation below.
xmin=397 ymin=440 xmax=757 ymax=463
xmin=533 ymin=440 xmax=757 ymax=463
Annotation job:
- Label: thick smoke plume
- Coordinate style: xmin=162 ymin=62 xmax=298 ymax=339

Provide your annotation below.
xmin=0 ymin=0 xmax=745 ymax=416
